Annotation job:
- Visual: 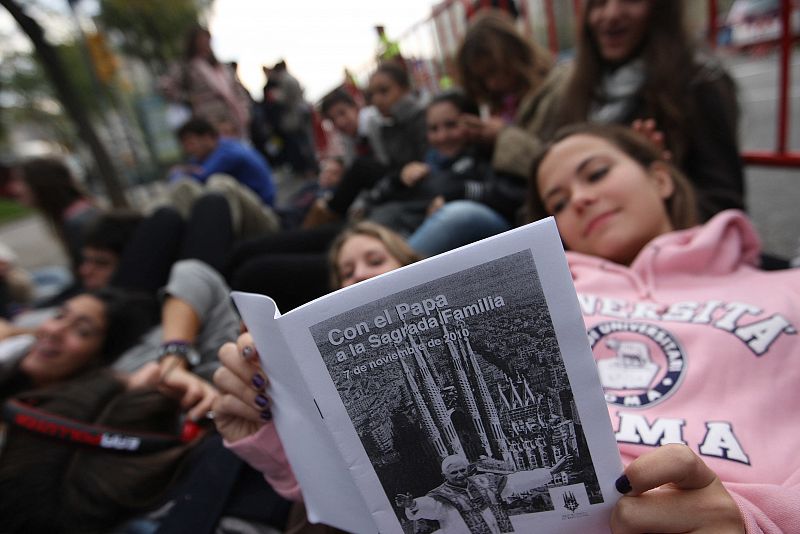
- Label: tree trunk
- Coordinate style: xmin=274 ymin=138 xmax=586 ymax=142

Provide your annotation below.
xmin=1 ymin=0 xmax=128 ymax=207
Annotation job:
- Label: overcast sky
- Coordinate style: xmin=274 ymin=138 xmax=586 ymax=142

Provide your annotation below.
xmin=0 ymin=0 xmax=439 ymax=102
xmin=208 ymin=0 xmax=439 ymax=102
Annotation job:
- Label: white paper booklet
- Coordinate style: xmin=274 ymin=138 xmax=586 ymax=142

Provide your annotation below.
xmin=233 ymin=217 xmax=623 ymax=534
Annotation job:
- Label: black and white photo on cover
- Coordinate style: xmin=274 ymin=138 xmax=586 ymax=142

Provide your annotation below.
xmin=310 ymin=251 xmax=603 ymax=533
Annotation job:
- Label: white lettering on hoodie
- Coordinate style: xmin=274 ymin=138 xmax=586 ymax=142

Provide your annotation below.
xmin=580 ymin=296 xmax=796 ymax=356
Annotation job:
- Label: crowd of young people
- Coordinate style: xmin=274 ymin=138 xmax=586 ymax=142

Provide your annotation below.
xmin=0 ymin=1 xmax=796 ymax=532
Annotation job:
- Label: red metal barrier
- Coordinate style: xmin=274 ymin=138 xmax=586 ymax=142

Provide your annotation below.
xmin=543 ymin=0 xmax=558 ymax=54
xmin=747 ymin=0 xmax=798 ymax=168
xmin=709 ymin=0 xmax=799 ymax=167
xmin=775 ymin=0 xmax=795 ymax=159
xmin=708 ymin=0 xmax=719 ymax=48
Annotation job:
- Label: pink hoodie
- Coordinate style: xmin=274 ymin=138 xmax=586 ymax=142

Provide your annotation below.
xmin=229 ymin=210 xmax=799 ymax=531
xmin=225 ymin=424 xmax=302 ymax=501
xmin=572 ymin=210 xmax=800 ymax=533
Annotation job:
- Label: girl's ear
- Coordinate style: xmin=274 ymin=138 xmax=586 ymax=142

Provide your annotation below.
xmin=647 ymin=161 xmax=675 ymax=200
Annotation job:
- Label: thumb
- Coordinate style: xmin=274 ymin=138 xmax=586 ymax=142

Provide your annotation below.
xmin=127 ymin=361 xmax=162 ymax=389
xmin=159 ymin=366 xmax=191 ymax=397
xmin=620 ymin=444 xmax=717 ymax=496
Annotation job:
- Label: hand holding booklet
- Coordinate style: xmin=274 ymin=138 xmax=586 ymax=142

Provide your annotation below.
xmin=233 ymin=218 xmax=623 ymax=533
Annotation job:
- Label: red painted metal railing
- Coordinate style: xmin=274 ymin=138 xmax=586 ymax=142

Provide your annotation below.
xmin=733 ymin=0 xmax=800 ymax=167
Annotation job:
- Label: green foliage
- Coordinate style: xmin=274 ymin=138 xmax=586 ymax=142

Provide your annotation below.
xmin=0 ymin=199 xmax=32 ymax=224
xmin=97 ymin=0 xmax=213 ymax=73
xmin=0 ymin=52 xmax=71 ymax=147
xmin=1 ymin=44 xmax=98 ymax=113
xmin=56 ymin=41 xmax=102 ymax=116
xmin=0 ymin=43 xmax=103 ymax=149
xmin=0 ymin=53 xmax=48 ymax=103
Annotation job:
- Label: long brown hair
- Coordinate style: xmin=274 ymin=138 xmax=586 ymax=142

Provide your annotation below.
xmin=550 ymin=1 xmax=695 ymax=162
xmin=328 ymin=222 xmax=422 ymax=289
xmin=184 ymin=25 xmax=218 ymax=65
xmin=456 ymin=10 xmax=552 ymax=112
xmin=19 ymin=158 xmax=92 ymax=228
xmin=372 ymin=61 xmax=411 ymax=90
xmin=527 ymin=123 xmax=698 ymax=231
xmin=19 ymin=158 xmax=96 ymax=262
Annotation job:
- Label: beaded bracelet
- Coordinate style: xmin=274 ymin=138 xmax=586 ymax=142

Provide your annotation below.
xmin=157 ymin=340 xmax=201 ymax=370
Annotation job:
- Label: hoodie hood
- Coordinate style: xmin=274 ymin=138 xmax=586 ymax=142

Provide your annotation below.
xmin=567 ymin=210 xmax=762 ymax=298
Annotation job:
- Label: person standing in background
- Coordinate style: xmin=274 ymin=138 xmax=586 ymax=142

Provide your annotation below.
xmin=266 ymin=60 xmax=318 ymax=179
xmin=161 ymin=26 xmax=252 ymax=139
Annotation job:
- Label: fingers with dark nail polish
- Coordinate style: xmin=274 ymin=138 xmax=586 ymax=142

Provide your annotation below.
xmin=255 ymin=394 xmax=270 ymax=409
xmin=615 ymin=474 xmax=632 ymax=494
xmin=252 ymin=373 xmax=266 ymax=390
xmin=260 ymin=409 xmax=273 ymax=421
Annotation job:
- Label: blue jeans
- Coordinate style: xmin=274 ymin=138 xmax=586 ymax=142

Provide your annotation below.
xmin=408 ymin=200 xmax=511 ymax=256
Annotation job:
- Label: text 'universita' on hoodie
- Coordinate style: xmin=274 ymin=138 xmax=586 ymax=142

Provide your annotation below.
xmin=569 ymin=209 xmax=800 ymax=534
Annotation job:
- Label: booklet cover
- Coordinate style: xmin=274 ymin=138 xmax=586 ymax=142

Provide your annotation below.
xmin=233 ymin=217 xmax=623 ymax=533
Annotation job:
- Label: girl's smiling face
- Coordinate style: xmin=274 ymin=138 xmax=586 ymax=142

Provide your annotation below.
xmin=587 ymin=0 xmax=653 ymax=64
xmin=336 ymin=235 xmax=403 ymax=288
xmin=426 ymin=101 xmax=469 ymax=159
xmin=21 ymin=294 xmax=107 ymax=386
xmin=536 ymin=133 xmax=674 ymax=264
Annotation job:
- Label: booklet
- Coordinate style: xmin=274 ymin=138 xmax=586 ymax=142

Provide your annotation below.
xmin=233 ymin=217 xmax=623 ymax=534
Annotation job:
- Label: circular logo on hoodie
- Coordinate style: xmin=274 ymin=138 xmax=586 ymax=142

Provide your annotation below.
xmin=589 ymin=321 xmax=687 ymax=408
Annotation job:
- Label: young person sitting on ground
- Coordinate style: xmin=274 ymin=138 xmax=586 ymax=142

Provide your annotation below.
xmin=392 ymin=11 xmax=551 ymax=254
xmin=307 ymin=63 xmax=429 ymax=227
xmin=226 ymin=64 xmax=429 ymax=302
xmin=97 ymin=196 xmax=240 ymax=382
xmin=281 ymin=156 xmax=347 ymax=230
xmin=362 ymin=90 xmax=525 ymax=252
xmin=5 ymin=158 xmax=101 ymax=276
xmin=0 ymin=210 xmax=143 ymax=337
xmin=78 ymin=211 xmax=144 ymax=291
xmin=2 ymin=197 xmax=240 ymax=382
xmin=212 ymin=222 xmax=421 ymax=503
xmin=318 ymin=87 xmax=390 ymax=170
xmin=170 ymin=117 xmax=280 ymax=236
xmin=300 ymin=89 xmax=381 ymax=229
xmin=0 ymin=293 xmax=289 ymax=533
xmin=523 ymin=0 xmax=744 ymax=220
xmin=0 ymin=286 xmax=218 ymax=426
xmin=455 ymin=9 xmax=552 ymax=158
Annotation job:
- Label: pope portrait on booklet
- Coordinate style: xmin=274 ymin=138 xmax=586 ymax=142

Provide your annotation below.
xmin=310 ymin=250 xmax=604 ymax=533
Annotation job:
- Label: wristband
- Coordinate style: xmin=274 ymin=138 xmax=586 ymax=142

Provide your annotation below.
xmin=157 ymin=340 xmax=201 ymax=370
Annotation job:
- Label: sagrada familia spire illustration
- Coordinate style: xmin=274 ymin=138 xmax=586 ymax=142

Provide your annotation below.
xmin=396 ymin=306 xmax=580 ymax=475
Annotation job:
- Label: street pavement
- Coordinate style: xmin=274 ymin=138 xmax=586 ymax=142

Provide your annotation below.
xmin=0 ymin=214 xmax=68 ymax=271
